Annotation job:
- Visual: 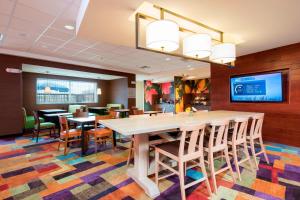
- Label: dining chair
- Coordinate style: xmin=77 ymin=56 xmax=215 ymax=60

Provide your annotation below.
xmin=133 ymin=109 xmax=144 ymax=115
xmin=154 ymin=123 xmax=212 ymax=200
xmin=228 ymin=117 xmax=254 ymax=181
xmin=32 ymin=111 xmax=56 ymax=142
xmin=87 ymin=115 xmax=115 ymax=153
xmin=109 ymin=110 xmax=120 ymax=119
xmin=204 ymin=120 xmax=236 ymax=193
xmin=58 ymin=116 xmax=82 ymax=155
xmin=247 ymin=113 xmax=269 ymax=169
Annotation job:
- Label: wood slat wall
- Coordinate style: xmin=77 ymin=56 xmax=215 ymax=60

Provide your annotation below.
xmin=211 ymin=43 xmax=300 ymax=147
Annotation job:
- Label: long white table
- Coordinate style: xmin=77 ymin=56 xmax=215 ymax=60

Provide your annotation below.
xmin=99 ymin=110 xmax=262 ymax=198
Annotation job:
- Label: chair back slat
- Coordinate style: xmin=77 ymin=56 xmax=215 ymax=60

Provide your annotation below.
xmin=59 ymin=116 xmax=69 ymax=134
xmin=249 ymin=114 xmax=264 ymax=138
xmin=209 ymin=120 xmax=229 ymax=150
xmin=32 ymin=111 xmax=40 ymax=129
xmin=179 ymin=124 xmax=206 ymax=157
xmin=232 ymin=118 xmax=248 ymax=143
xmin=22 ymin=107 xmax=27 ymax=125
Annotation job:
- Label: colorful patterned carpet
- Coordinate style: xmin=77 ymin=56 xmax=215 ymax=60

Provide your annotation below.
xmin=0 ymin=135 xmax=299 ymax=200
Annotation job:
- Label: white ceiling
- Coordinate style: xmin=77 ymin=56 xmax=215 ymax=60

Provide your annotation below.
xmin=1 ymin=0 xmax=300 ymax=81
xmin=22 ymin=64 xmax=125 ymax=80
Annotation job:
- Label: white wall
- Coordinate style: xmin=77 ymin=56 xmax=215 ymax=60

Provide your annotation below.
xmin=135 ymin=81 xmax=144 ymax=110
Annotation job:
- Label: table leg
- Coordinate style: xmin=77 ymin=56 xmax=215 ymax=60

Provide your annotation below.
xmin=81 ymin=123 xmax=87 ymax=156
xmin=112 ymin=130 xmax=117 ymax=147
xmin=127 ymin=134 xmax=160 ymax=198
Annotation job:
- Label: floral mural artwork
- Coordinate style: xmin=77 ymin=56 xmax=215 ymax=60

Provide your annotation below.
xmin=144 ymin=81 xmax=174 ymax=111
xmin=175 ymin=77 xmax=210 ymax=113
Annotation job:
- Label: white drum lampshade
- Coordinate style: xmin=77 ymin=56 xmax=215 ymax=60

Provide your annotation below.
xmin=183 ymin=33 xmax=212 ymax=58
xmin=97 ymin=88 xmax=102 ymax=95
xmin=146 ymin=20 xmax=179 ymax=52
xmin=210 ymin=43 xmax=236 ymax=64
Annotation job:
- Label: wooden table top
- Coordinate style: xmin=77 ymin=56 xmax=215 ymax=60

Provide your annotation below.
xmin=100 ymin=110 xmax=262 ymax=136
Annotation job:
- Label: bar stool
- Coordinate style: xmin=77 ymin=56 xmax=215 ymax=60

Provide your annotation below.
xmin=154 ymin=123 xmax=212 ymax=200
xmin=228 ymin=117 xmax=254 ymax=181
xmin=204 ymin=120 xmax=236 ymax=193
xmin=247 ymin=114 xmax=269 ymax=169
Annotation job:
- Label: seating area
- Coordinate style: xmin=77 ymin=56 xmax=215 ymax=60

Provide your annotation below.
xmin=1 ymin=1 xmax=300 ymax=200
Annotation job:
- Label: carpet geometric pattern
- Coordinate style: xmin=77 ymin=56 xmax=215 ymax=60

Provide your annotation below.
xmin=0 ymin=135 xmax=299 ymax=200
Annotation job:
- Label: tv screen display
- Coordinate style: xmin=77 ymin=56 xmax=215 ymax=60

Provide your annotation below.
xmin=230 ymin=72 xmax=283 ymax=102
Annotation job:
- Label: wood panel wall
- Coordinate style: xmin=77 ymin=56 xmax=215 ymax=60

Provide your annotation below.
xmin=0 ymin=54 xmax=136 ymax=136
xmin=211 ymin=43 xmax=300 ymax=147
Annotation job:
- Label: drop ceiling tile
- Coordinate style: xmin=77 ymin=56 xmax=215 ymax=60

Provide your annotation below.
xmin=63 ymin=42 xmax=87 ymax=51
xmin=76 ymin=52 xmax=97 ymax=60
xmin=9 ymin=17 xmax=47 ymax=35
xmin=71 ymin=37 xmax=95 ymax=46
xmin=18 ymin=0 xmax=68 ymax=16
xmin=93 ymin=42 xmax=118 ymax=51
xmin=2 ymin=37 xmax=32 ymax=50
xmin=44 ymin=28 xmax=74 ymax=41
xmin=0 ymin=14 xmax=10 ymax=27
xmin=38 ymin=36 xmax=65 ymax=46
xmin=6 ymin=28 xmax=38 ymax=42
xmin=33 ymin=42 xmax=59 ymax=51
xmin=55 ymin=47 xmax=78 ymax=55
xmin=13 ymin=3 xmax=53 ymax=25
xmin=0 ymin=0 xmax=16 ymax=15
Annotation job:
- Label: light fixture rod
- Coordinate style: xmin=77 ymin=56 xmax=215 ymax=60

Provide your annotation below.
xmin=160 ymin=8 xmax=164 ymax=19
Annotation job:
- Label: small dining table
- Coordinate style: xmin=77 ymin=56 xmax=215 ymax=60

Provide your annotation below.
xmin=67 ymin=116 xmax=117 ymax=156
xmin=99 ymin=110 xmax=262 ymax=198
xmin=143 ymin=110 xmax=163 ymax=116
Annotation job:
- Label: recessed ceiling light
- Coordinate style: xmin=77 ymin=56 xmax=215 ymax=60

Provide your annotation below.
xmin=188 ymin=67 xmax=195 ymax=71
xmin=187 ymin=65 xmax=191 ymax=68
xmin=0 ymin=33 xmax=3 ymax=41
xmin=64 ymin=25 xmax=75 ymax=30
xmin=165 ymin=57 xmax=171 ymax=61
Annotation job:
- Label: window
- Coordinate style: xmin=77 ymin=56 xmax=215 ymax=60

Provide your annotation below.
xmin=36 ymin=78 xmax=98 ymax=104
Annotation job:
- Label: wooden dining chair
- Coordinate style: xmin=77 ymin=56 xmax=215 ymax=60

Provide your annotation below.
xmin=247 ymin=114 xmax=269 ymax=169
xmin=228 ymin=117 xmax=254 ymax=181
xmin=154 ymin=123 xmax=212 ymax=200
xmin=133 ymin=109 xmax=144 ymax=115
xmin=87 ymin=115 xmax=115 ymax=153
xmin=58 ymin=116 xmax=81 ymax=155
xmin=32 ymin=111 xmax=56 ymax=142
xmin=109 ymin=110 xmax=120 ymax=119
xmin=204 ymin=120 xmax=236 ymax=193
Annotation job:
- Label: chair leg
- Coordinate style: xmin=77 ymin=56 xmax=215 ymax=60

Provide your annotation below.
xmin=209 ymin=151 xmax=217 ymax=193
xmin=64 ymin=139 xmax=68 ymax=155
xmin=250 ymin=138 xmax=258 ymax=169
xmin=232 ymin=145 xmax=241 ymax=181
xmin=36 ymin=131 xmax=39 ymax=143
xmin=260 ymin=137 xmax=269 ymax=164
xmin=94 ymin=138 xmax=98 ymax=153
xmin=178 ymin=161 xmax=186 ymax=200
xmin=155 ymin=150 xmax=159 ymax=186
xmin=243 ymin=142 xmax=254 ymax=172
xmin=224 ymin=148 xmax=236 ymax=183
xmin=200 ymin=156 xmax=212 ymax=196
xmin=127 ymin=140 xmax=134 ymax=166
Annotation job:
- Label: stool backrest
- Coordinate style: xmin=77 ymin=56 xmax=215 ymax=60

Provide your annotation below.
xmin=209 ymin=120 xmax=230 ymax=151
xmin=232 ymin=117 xmax=249 ymax=144
xmin=249 ymin=114 xmax=264 ymax=138
xmin=179 ymin=123 xmax=206 ymax=158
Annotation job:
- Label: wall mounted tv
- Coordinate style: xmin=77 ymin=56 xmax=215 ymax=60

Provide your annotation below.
xmin=230 ymin=71 xmax=283 ymax=102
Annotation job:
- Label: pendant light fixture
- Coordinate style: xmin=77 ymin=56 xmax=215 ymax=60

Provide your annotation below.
xmin=146 ymin=19 xmax=179 ymax=52
xmin=183 ymin=33 xmax=212 ymax=58
xmin=210 ymin=43 xmax=236 ymax=64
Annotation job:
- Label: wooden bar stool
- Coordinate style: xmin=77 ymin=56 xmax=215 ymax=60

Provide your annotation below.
xmin=204 ymin=120 xmax=236 ymax=193
xmin=154 ymin=123 xmax=212 ymax=200
xmin=58 ymin=116 xmax=81 ymax=155
xmin=228 ymin=117 xmax=254 ymax=181
xmin=87 ymin=115 xmax=115 ymax=153
xmin=247 ymin=114 xmax=269 ymax=169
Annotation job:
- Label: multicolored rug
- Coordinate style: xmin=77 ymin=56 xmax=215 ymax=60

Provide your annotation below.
xmin=0 ymin=135 xmax=299 ymax=200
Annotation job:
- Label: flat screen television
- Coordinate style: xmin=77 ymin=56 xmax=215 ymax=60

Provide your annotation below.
xmin=230 ymin=72 xmax=283 ymax=102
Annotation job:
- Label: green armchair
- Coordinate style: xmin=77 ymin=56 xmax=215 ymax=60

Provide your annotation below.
xmin=22 ymin=107 xmax=44 ymax=130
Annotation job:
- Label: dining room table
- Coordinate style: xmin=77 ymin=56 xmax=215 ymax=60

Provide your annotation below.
xmin=99 ymin=110 xmax=263 ymax=199
xmin=67 ymin=115 xmax=117 ymax=156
